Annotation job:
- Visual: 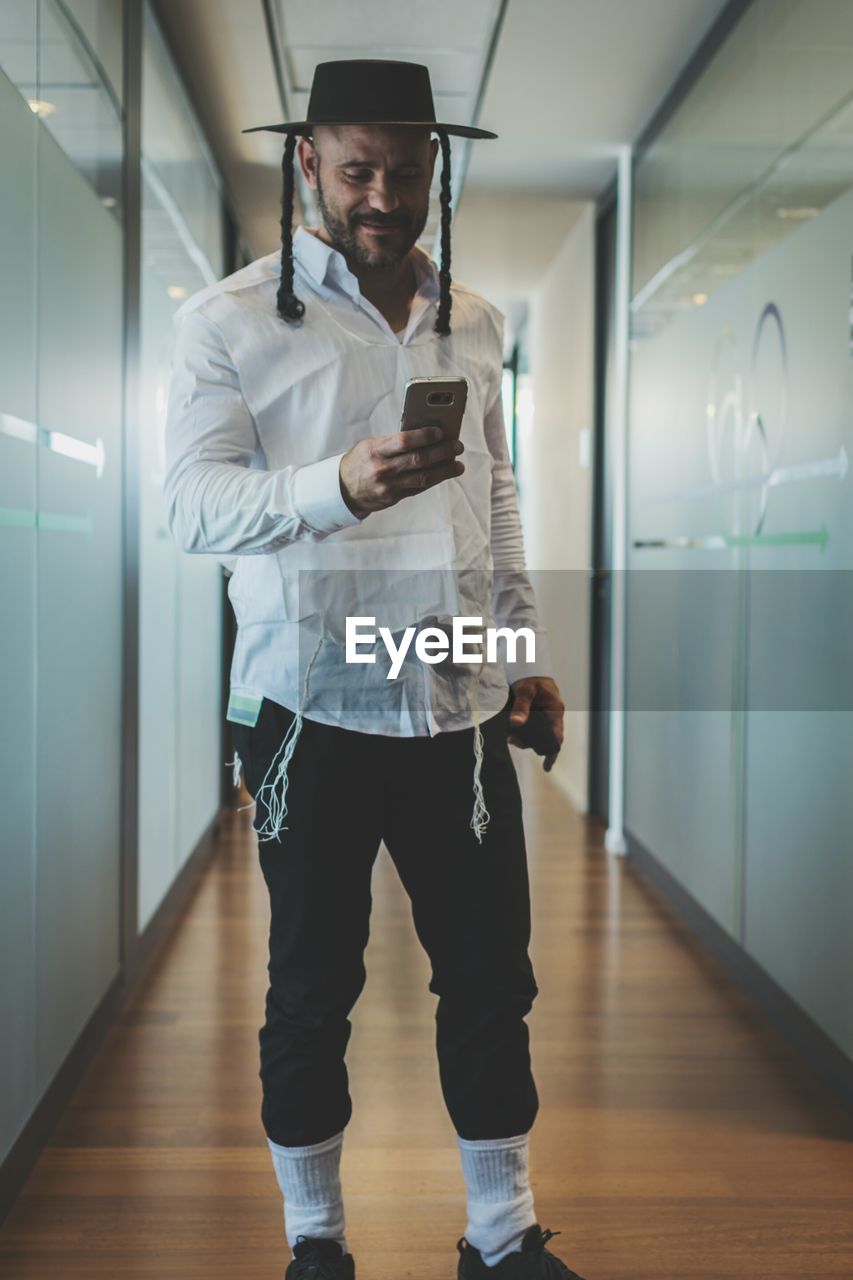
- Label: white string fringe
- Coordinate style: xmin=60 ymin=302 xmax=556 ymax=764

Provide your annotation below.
xmin=469 ymin=662 xmax=491 ymax=844
xmin=224 ymin=750 xmax=258 ymax=815
xmin=231 ymin=632 xmax=490 ymax=844
xmin=253 ymin=634 xmax=324 ymax=844
xmin=226 ymin=752 xmax=243 ymax=788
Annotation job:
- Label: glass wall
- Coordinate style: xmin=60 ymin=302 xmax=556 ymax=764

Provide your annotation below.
xmin=629 ymin=0 xmax=853 ymax=1059
xmin=0 ymin=0 xmax=232 ymax=1167
xmin=137 ymin=4 xmax=225 ymax=931
xmin=0 ymin=0 xmax=124 ymax=1161
xmin=0 ymin=0 xmax=39 ymax=1169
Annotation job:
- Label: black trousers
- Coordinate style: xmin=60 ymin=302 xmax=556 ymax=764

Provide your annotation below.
xmin=232 ymin=694 xmax=539 ymax=1148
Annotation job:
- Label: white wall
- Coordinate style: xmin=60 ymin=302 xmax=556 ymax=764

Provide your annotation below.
xmin=519 ymin=203 xmax=596 ymax=814
xmin=452 ymin=191 xmax=584 ymax=350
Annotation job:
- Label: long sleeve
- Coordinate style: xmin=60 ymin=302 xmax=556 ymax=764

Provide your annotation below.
xmin=163 ymin=307 xmax=363 ymax=555
xmin=483 ymin=384 xmax=554 ymax=682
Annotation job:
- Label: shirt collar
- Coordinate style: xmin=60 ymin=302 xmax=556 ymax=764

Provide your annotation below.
xmin=293 ymin=224 xmax=440 ymax=304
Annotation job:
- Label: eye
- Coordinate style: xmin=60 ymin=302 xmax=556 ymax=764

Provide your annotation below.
xmin=344 ymin=170 xmax=371 ymax=183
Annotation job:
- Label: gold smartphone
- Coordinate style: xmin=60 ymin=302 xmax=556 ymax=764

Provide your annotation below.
xmin=400 ymin=376 xmax=468 ymax=441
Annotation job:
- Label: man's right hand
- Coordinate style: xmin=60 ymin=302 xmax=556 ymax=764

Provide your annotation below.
xmin=338 ymin=425 xmax=465 ymax=518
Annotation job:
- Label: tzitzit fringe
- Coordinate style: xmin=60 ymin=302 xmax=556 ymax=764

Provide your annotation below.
xmin=226 ymin=752 xmax=243 ymax=789
xmin=225 ymin=635 xmax=490 ymax=843
xmin=469 ymin=661 xmax=491 ymax=844
xmin=226 ymin=751 xmax=259 ymax=817
xmin=253 ymin=633 xmax=324 ymax=843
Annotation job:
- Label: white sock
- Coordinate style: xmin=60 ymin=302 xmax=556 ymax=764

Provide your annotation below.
xmin=457 ymin=1132 xmax=537 ymax=1267
xmin=267 ymin=1130 xmax=348 ymax=1255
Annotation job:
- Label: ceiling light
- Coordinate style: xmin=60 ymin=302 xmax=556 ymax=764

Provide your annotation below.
xmin=776 ymin=206 xmax=820 ymax=220
xmin=101 ymin=195 xmax=117 ymax=209
xmin=167 ymin=286 xmax=187 ymax=300
xmin=692 ymin=292 xmax=708 ymax=306
xmin=28 ymin=99 xmax=56 ymax=117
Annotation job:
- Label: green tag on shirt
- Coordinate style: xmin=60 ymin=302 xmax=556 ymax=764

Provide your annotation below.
xmin=226 ymin=691 xmax=264 ymax=727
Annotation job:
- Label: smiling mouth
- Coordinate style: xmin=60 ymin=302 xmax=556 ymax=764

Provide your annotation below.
xmin=358 ymin=220 xmax=404 ymax=231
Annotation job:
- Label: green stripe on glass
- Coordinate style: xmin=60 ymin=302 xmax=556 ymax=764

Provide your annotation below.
xmin=0 ymin=506 xmax=93 ymax=536
xmin=633 ymin=525 xmax=829 ymax=551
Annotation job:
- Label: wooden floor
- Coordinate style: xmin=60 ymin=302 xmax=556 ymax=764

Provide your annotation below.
xmin=2 ymin=752 xmax=852 ymax=1279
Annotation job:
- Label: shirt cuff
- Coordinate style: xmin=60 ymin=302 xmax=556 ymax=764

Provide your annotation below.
xmin=291 ymin=452 xmax=365 ymax=534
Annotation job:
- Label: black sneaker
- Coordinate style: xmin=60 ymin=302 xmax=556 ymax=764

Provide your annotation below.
xmin=457 ymin=1224 xmax=586 ymax=1279
xmin=285 ymin=1235 xmax=355 ymax=1279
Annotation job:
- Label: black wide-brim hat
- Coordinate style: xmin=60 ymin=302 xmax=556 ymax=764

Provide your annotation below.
xmin=242 ymin=58 xmax=497 ymax=140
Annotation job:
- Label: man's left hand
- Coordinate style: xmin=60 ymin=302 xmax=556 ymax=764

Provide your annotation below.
xmin=507 ymin=676 xmax=565 ymax=773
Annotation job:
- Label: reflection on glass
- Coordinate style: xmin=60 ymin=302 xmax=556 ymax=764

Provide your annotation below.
xmin=137 ymin=0 xmax=226 ymax=931
xmin=142 ymin=6 xmax=224 ymax=290
xmin=140 ymin=4 xmax=226 ymax=479
xmin=0 ymin=0 xmax=124 ymax=218
xmin=632 ymin=0 xmax=853 ymax=341
xmin=0 ymin=1 xmax=37 ymax=103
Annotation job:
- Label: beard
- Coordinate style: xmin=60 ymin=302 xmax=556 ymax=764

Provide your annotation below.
xmin=316 ymin=173 xmax=429 ymax=269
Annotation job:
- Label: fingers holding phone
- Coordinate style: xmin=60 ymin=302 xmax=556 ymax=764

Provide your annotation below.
xmin=339 ymin=424 xmax=464 ymax=516
xmin=339 ymin=377 xmax=468 ymax=517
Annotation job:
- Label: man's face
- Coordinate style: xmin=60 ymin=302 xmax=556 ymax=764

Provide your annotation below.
xmin=297 ymin=124 xmax=438 ymax=269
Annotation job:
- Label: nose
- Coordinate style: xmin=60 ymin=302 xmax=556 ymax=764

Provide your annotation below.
xmin=366 ymin=174 xmax=400 ymax=216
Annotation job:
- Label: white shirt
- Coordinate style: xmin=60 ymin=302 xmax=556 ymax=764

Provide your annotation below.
xmin=164 ymin=225 xmax=552 ymax=738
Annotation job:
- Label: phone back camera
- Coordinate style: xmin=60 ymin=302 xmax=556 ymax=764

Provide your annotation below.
xmin=427 ymin=391 xmax=454 ymax=406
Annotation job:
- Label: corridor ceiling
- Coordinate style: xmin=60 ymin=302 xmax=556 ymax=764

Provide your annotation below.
xmin=152 ymin=0 xmax=730 ymax=258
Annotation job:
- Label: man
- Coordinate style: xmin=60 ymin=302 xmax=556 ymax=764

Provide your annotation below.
xmin=164 ymin=60 xmax=583 ymax=1280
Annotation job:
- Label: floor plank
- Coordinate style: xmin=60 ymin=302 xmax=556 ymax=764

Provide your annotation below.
xmin=1 ymin=751 xmax=852 ymax=1278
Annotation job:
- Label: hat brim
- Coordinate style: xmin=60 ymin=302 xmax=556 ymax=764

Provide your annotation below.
xmin=242 ymin=119 xmax=497 ymax=140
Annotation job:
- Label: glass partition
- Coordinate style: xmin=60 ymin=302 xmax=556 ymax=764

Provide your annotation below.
xmin=0 ymin=0 xmax=39 ymax=1169
xmin=137 ymin=2 xmax=225 ymax=931
xmin=0 ymin=0 xmax=236 ymax=1170
xmin=0 ymin=0 xmax=124 ymax=1159
xmin=629 ymin=0 xmax=853 ymax=1058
